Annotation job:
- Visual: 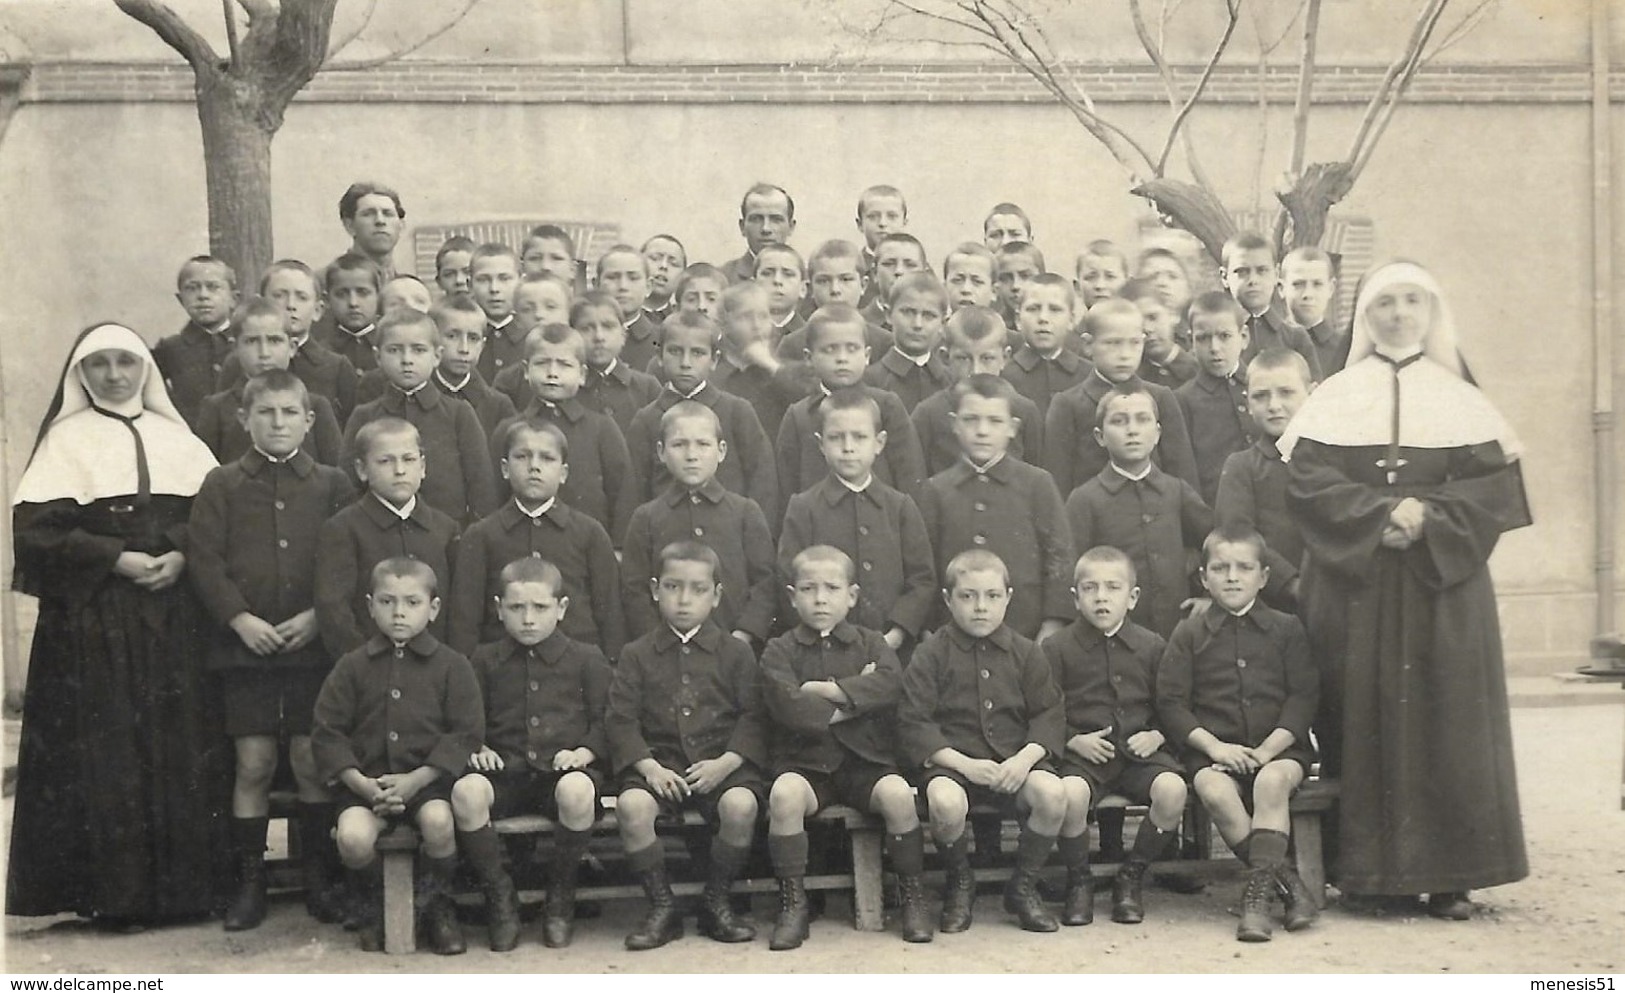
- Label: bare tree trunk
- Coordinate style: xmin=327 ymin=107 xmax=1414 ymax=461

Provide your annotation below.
xmin=195 ymin=75 xmax=274 ymax=283
xmin=1277 ymin=160 xmax=1354 ymax=252
xmin=1131 ymin=177 xmax=1237 ymax=265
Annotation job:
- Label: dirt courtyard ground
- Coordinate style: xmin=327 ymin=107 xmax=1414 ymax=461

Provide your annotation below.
xmin=3 ymin=701 xmax=1622 ymax=975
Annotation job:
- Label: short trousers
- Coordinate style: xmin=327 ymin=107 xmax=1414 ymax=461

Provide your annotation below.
xmin=775 ymin=758 xmax=904 ymax=814
xmin=221 ymin=667 xmax=325 ymax=737
xmin=616 ymin=761 xmax=767 ymax=826
xmin=484 ymin=766 xmax=605 ymax=820
xmin=921 ymin=761 xmax=1056 ymax=819
xmin=335 ymin=775 xmax=455 ymax=819
xmin=1183 ymin=747 xmax=1314 ymax=811
xmin=1058 ymin=750 xmax=1183 ymax=805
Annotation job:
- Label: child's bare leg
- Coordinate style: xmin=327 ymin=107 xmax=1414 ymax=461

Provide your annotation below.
xmin=231 ymin=735 xmax=279 ymax=817
xmin=870 ymin=775 xmax=920 ymax=835
xmin=450 ymin=773 xmax=495 ymax=832
xmin=415 ymin=798 xmax=456 ymax=858
xmin=1006 ymin=772 xmax=1063 ymax=932
xmin=1147 ymin=772 xmax=1188 ymax=833
xmin=873 ymin=774 xmax=931 ymax=941
xmin=618 ymin=788 xmax=660 ymax=853
xmin=555 ymin=772 xmax=597 ymax=832
xmin=1017 ymin=770 xmax=1066 ymax=836
xmin=288 ymin=735 xmax=327 ymax=803
xmin=927 ymin=777 xmax=975 ymax=932
xmin=336 ymin=808 xmax=388 ymax=950
xmin=620 ymin=787 xmax=681 ymax=951
xmin=925 ymin=776 xmax=970 ymax=846
xmin=336 ymin=807 xmax=386 ymax=869
xmin=1193 ymin=768 xmax=1252 ymax=853
xmin=1056 ymin=775 xmax=1095 ymax=925
xmin=1250 ymin=760 xmax=1303 ymax=834
xmin=543 ymin=772 xmax=599 ymax=948
xmin=705 ymin=787 xmax=759 ymax=944
xmin=1112 ymin=772 xmax=1189 ymax=925
xmin=768 ymin=772 xmax=818 ymax=837
xmin=714 ymin=786 xmax=758 ymax=849
xmin=1060 ymin=776 xmax=1093 ymax=840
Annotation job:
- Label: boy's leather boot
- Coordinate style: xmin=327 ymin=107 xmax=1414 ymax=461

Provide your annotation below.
xmin=1274 ymin=862 xmax=1320 ymax=931
xmin=543 ymin=827 xmax=592 ymax=948
xmin=223 ymin=816 xmax=270 ymax=931
xmin=888 ymin=828 xmax=933 ymax=943
xmin=699 ymin=839 xmax=757 ymax=943
xmin=938 ymin=833 xmax=976 ymax=933
xmin=624 ymin=845 xmax=683 ymax=951
xmin=457 ymin=825 xmax=520 ymax=952
xmin=768 ymin=832 xmax=810 ymax=950
xmin=297 ymin=802 xmax=348 ymax=923
xmin=1113 ymin=821 xmax=1173 ymax=923
xmin=1236 ymin=867 xmax=1276 ymax=942
xmin=348 ymin=863 xmax=385 ymax=952
xmin=1057 ymin=833 xmax=1093 ymax=926
xmin=1002 ymin=828 xmax=1059 ymax=932
xmin=422 ymin=854 xmax=467 ymax=955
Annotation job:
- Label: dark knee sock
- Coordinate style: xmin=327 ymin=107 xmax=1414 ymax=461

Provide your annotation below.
xmin=887 ymin=828 xmax=926 ymax=877
xmin=626 ymin=842 xmax=665 ymax=875
xmin=710 ymin=837 xmax=750 ymax=880
xmin=1057 ymin=832 xmax=1090 ymax=872
xmin=456 ymin=825 xmax=507 ymax=885
xmin=1247 ymin=828 xmax=1289 ymax=869
xmin=1015 ymin=826 xmax=1057 ymax=872
xmin=1129 ymin=820 xmax=1175 ymax=865
xmin=769 ymin=831 xmax=809 ymax=879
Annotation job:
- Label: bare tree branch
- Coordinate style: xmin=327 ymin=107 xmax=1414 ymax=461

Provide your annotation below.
xmin=1154 ymin=0 xmax=1239 ymax=176
xmin=1346 ymin=0 xmax=1448 ymax=180
xmin=1419 ymin=0 xmax=1496 ymax=65
xmin=323 ymin=0 xmax=379 ymax=64
xmin=221 ymin=0 xmax=239 ymax=66
xmin=1289 ymin=0 xmax=1322 ymax=174
xmin=324 ymin=0 xmax=481 ymax=70
xmin=113 ymin=0 xmax=219 ymax=70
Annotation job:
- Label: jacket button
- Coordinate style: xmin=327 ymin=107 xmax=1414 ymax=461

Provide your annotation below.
xmin=862 ymin=561 xmax=873 ymax=572
xmin=691 ymin=494 xmax=702 ymax=505
xmin=980 ymin=669 xmax=990 ymax=679
xmin=681 ymin=646 xmax=691 ymax=655
xmin=1237 ymin=659 xmax=1247 ymax=668
xmin=531 ymin=551 xmax=542 ymax=558
xmin=681 ymin=707 xmax=693 ymax=717
xmin=527 ymin=749 xmax=538 ymax=761
xmin=530 ymin=716 xmax=540 ymax=726
xmin=388 ymin=731 xmax=399 ymax=742
xmin=532 ymin=517 xmax=542 ymax=527
xmin=278 ymin=538 xmax=289 ymax=549
xmin=983 ymin=700 xmax=994 ymax=710
xmin=681 ymin=674 xmax=691 ymax=685
xmin=529 ymin=680 xmax=540 ymax=691
xmin=274 ymin=500 xmax=286 ymax=511
xmin=972 ymin=535 xmax=986 ymax=546
xmin=495 ymin=358 xmax=505 ymax=368
xmin=1142 ymin=514 xmax=1154 ymax=524
xmin=693 ymin=527 xmax=705 ymax=537
xmin=390 ymin=689 xmax=401 ymax=699
xmin=974 ymin=502 xmax=987 ymax=511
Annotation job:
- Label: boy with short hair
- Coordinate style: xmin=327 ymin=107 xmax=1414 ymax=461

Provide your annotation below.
xmin=900 ymin=549 xmax=1068 ymax=933
xmin=449 ymin=417 xmax=626 ymax=661
xmin=470 ymin=243 xmax=525 ymax=383
xmin=1046 ymin=547 xmax=1189 ymax=927
xmin=761 ymin=545 xmax=931 ymax=948
xmin=222 ymin=260 xmax=359 ymax=423
xmin=1279 ymin=246 xmax=1346 ymax=375
xmin=319 ymin=253 xmax=383 ymax=373
xmin=641 ymin=234 xmax=687 ymax=324
xmin=727 ymin=182 xmax=797 ymax=285
xmin=780 ymin=241 xmax=893 ymax=360
xmin=156 ymin=254 xmax=239 ymax=428
xmin=1156 ymin=527 xmax=1320 ymax=942
xmin=381 ymin=274 xmax=432 ymax=318
xmin=918 ymin=375 xmax=1073 ymax=642
xmin=624 ymin=311 xmax=778 ymax=517
xmin=983 ymin=202 xmax=1033 ymax=250
xmin=434 ymin=235 xmax=476 ymax=297
xmin=1043 ymin=298 xmax=1200 ymax=497
xmin=943 ymin=242 xmax=999 ymax=313
xmin=189 ymin=368 xmax=355 ymax=931
xmin=312 ymin=557 xmax=483 ymax=954
xmin=1177 ymin=291 xmax=1260 ymax=506
xmin=755 ymin=243 xmax=809 ymax=344
xmin=854 ymin=184 xmax=908 ymax=307
xmin=491 ymin=273 xmax=576 ymax=408
xmin=622 ymin=402 xmax=777 ymax=644
xmin=1121 ymin=277 xmax=1197 ymax=389
xmin=606 ymin=541 xmax=769 ymax=950
xmin=342 ymin=310 xmax=498 ymax=525
xmin=451 ymin=557 xmax=613 ymax=950
xmin=1220 ymin=232 xmax=1322 ymax=380
xmin=913 ymin=306 xmax=1042 ymax=475
xmin=427 ymin=292 xmax=517 ymax=437
xmin=196 ymin=298 xmax=345 ymax=465
xmin=1065 ymin=385 xmax=1211 ymax=638
xmin=315 ymin=418 xmax=461 ymax=658
xmin=993 ymin=241 xmax=1045 ymax=330
xmin=573 ymin=290 xmax=662 ymax=433
xmin=1215 ymin=348 xmax=1315 ymax=610
xmin=521 ymin=224 xmax=578 ymax=285
xmin=597 ymin=244 xmax=661 ymax=371
xmin=1003 ymin=272 xmax=1090 ymax=417
xmin=777 ymin=305 xmax=926 ymax=514
xmin=862 ymin=233 xmax=929 ymax=330
xmin=488 ymin=323 xmax=637 ymax=542
xmin=779 ymin=389 xmax=935 ymax=654
xmin=862 ymin=272 xmax=953 ymax=412
xmin=1076 ymin=240 xmax=1129 ymax=309
xmin=674 ymin=263 xmax=730 ymax=321
xmin=712 ymin=280 xmax=806 ymax=440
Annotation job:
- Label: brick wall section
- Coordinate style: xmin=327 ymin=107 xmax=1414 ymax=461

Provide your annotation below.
xmin=17 ymin=61 xmax=1624 ymax=106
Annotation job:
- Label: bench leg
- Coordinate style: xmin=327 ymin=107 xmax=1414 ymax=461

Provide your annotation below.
xmin=849 ymin=827 xmax=885 ymax=932
xmin=382 ymin=850 xmax=417 ymax=954
xmin=1291 ymin=811 xmax=1327 ymax=910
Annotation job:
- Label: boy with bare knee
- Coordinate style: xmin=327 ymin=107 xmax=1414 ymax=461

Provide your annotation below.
xmin=1156 ymin=527 xmax=1320 ymax=942
xmin=606 ymin=542 xmax=769 ymax=950
xmin=451 ymin=557 xmax=612 ymax=950
xmin=312 ymin=558 xmax=483 ymax=954
xmin=899 ymin=550 xmax=1068 ymax=934
xmin=762 ymin=545 xmax=931 ymax=948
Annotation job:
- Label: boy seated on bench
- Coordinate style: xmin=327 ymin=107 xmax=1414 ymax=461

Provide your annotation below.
xmin=1156 ymin=526 xmax=1320 ymax=942
xmin=451 ymin=557 xmax=612 ymax=951
xmin=1045 ymin=546 xmax=1188 ymax=927
xmin=899 ymin=549 xmax=1068 ymax=935
xmin=760 ymin=545 xmax=930 ymax=950
xmin=605 ymin=541 xmax=769 ymax=951
xmin=311 ymin=557 xmax=483 ymax=955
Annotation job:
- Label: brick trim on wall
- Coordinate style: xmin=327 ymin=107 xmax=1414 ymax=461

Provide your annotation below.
xmin=16 ymin=60 xmax=1622 ymax=106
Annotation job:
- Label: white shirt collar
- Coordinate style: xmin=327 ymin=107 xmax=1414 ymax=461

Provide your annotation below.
xmin=374 ymin=493 xmax=417 ymax=520
xmin=253 ymin=445 xmax=297 ymax=464
xmin=1103 ymin=619 xmax=1125 ymax=638
xmin=836 ymin=473 xmax=873 ymax=493
xmin=774 ymin=310 xmax=798 ymax=329
xmin=1225 ymin=599 xmax=1258 ymax=617
xmin=489 ymin=314 xmax=514 ymax=330
xmin=434 ymin=369 xmax=471 ymax=392
xmin=670 ymin=624 xmax=702 ymax=644
xmin=893 ymin=346 xmax=932 ymax=368
xmin=598 ymin=358 xmax=620 ymax=377
xmin=516 ymin=496 xmax=555 ymax=519
xmin=1111 ymin=461 xmax=1153 ymax=482
xmin=967 ymin=452 xmax=1006 ymax=474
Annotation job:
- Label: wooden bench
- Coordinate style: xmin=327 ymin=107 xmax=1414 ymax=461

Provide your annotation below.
xmin=1288 ymin=778 xmax=1341 ymax=909
xmin=374 ymin=802 xmax=881 ymax=955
